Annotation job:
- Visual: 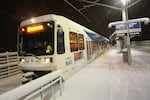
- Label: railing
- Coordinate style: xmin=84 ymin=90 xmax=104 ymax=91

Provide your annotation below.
xmin=131 ymin=40 xmax=150 ymax=47
xmin=0 ymin=70 xmax=63 ymax=100
xmin=0 ymin=52 xmax=21 ymax=79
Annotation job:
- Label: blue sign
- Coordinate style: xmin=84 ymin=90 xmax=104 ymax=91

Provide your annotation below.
xmin=115 ymin=22 xmax=141 ymax=34
xmin=129 ymin=22 xmax=141 ymax=29
xmin=116 ymin=22 xmax=141 ymax=30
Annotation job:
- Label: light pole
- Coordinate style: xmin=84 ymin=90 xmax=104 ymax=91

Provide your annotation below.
xmin=121 ymin=0 xmax=129 ymax=21
xmin=76 ymin=0 xmax=149 ymax=64
xmin=108 ymin=0 xmax=149 ymax=65
xmin=121 ymin=0 xmax=132 ymax=65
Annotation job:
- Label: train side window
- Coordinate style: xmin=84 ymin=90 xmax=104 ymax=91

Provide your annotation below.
xmin=57 ymin=25 xmax=65 ymax=54
xmin=69 ymin=32 xmax=78 ymax=52
xmin=78 ymin=34 xmax=84 ymax=50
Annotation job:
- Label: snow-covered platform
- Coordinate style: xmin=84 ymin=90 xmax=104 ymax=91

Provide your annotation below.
xmin=56 ymin=48 xmax=150 ymax=100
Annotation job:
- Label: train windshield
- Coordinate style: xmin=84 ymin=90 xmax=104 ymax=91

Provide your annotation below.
xmin=18 ymin=21 xmax=54 ymax=56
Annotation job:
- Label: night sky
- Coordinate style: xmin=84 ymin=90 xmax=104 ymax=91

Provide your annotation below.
xmin=0 ymin=0 xmax=150 ymax=52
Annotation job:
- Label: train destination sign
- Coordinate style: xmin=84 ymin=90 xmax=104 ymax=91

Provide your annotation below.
xmin=115 ymin=22 xmax=141 ymax=34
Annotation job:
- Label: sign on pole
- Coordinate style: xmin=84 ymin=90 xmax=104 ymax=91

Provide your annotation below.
xmin=115 ymin=22 xmax=141 ymax=34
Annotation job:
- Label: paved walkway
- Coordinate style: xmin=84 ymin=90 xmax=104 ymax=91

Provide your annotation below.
xmin=0 ymin=73 xmax=22 ymax=95
xmin=56 ymin=48 xmax=150 ymax=100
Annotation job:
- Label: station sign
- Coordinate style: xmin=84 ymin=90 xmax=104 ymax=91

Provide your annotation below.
xmin=115 ymin=22 xmax=141 ymax=34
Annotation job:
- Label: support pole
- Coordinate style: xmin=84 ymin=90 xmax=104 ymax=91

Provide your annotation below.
xmin=122 ymin=1 xmax=132 ymax=65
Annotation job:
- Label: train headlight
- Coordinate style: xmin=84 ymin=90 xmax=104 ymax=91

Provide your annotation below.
xmin=41 ymin=57 xmax=53 ymax=64
xmin=45 ymin=58 xmax=50 ymax=63
xmin=20 ymin=58 xmax=25 ymax=63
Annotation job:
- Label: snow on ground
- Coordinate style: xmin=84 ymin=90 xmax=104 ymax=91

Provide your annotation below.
xmin=56 ymin=48 xmax=150 ymax=100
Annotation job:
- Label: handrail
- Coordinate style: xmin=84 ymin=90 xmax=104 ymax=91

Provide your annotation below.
xmin=0 ymin=52 xmax=18 ymax=57
xmin=0 ymin=52 xmax=20 ymax=79
xmin=0 ymin=70 xmax=63 ymax=100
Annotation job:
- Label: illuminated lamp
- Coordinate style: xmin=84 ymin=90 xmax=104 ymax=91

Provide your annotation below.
xmin=121 ymin=0 xmax=130 ymax=5
xmin=21 ymin=28 xmax=25 ymax=32
xmin=47 ymin=23 xmax=51 ymax=26
xmin=31 ymin=18 xmax=35 ymax=23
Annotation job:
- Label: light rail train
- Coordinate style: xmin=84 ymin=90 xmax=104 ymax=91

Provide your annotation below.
xmin=18 ymin=14 xmax=109 ymax=80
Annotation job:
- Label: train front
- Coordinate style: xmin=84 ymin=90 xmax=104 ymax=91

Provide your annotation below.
xmin=18 ymin=19 xmax=56 ymax=75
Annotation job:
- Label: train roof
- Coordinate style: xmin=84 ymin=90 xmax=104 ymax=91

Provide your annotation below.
xmin=20 ymin=14 xmax=108 ymax=41
xmin=20 ymin=14 xmax=56 ymax=27
xmin=20 ymin=14 xmax=96 ymax=34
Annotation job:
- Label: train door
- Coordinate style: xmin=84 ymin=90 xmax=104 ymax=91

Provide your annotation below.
xmin=86 ymin=41 xmax=91 ymax=62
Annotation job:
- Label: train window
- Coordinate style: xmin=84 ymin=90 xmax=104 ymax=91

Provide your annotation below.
xmin=19 ymin=21 xmax=55 ymax=56
xmin=57 ymin=25 xmax=65 ymax=54
xmin=78 ymin=34 xmax=84 ymax=50
xmin=69 ymin=32 xmax=78 ymax=52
